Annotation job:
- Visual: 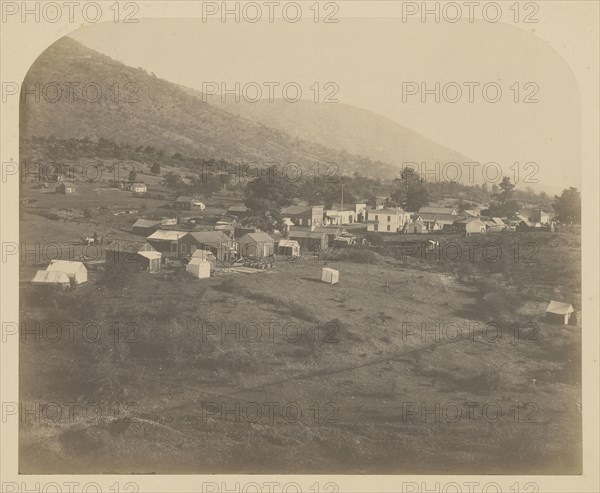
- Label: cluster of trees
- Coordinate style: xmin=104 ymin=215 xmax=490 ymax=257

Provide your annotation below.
xmin=22 ymin=136 xmax=225 ymax=174
xmin=553 ymin=187 xmax=581 ymax=224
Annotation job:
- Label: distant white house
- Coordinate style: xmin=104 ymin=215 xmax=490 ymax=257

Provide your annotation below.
xmin=129 ymin=182 xmax=147 ymax=193
xmin=45 ymin=260 xmax=88 ymax=284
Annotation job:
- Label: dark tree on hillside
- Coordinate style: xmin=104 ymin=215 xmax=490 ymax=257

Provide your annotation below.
xmin=164 ymin=171 xmax=183 ymax=191
xmin=150 ymin=162 xmax=161 ymax=174
xmin=493 ymin=177 xmax=515 ymax=205
xmin=553 ymin=187 xmax=581 ymax=224
xmin=244 ymin=174 xmax=297 ymax=212
xmin=388 ymin=169 xmax=429 ymax=212
xmin=483 ymin=177 xmax=519 ymax=218
xmin=128 ymin=170 xmax=137 ymax=182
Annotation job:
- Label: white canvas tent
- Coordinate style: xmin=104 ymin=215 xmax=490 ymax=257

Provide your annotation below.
xmin=46 ymin=260 xmax=87 ymax=284
xmin=546 ymin=300 xmax=575 ymax=325
xmin=321 ymin=267 xmax=339 ymax=285
xmin=31 ymin=270 xmax=70 ymax=287
xmin=186 ymin=258 xmax=211 ymax=279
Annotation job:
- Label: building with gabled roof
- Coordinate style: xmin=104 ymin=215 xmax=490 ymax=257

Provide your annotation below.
xmin=104 ymin=240 xmax=161 ymax=272
xmin=419 ymin=206 xmax=458 ymax=215
xmin=147 ymin=230 xmax=188 ymax=258
xmin=46 ymin=260 xmax=87 ymax=284
xmin=281 ymin=205 xmax=324 ymax=228
xmin=174 ymin=196 xmax=205 ymax=210
xmin=180 ymin=230 xmax=236 ymax=262
xmin=238 ymin=232 xmax=275 ymax=258
xmin=132 ymin=218 xmax=162 ymax=236
xmin=289 ymin=230 xmax=328 ymax=252
xmin=366 ymin=207 xmax=411 ymax=233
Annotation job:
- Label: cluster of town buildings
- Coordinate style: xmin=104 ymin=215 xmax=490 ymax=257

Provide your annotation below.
xmin=29 ymin=193 xmax=572 ymax=323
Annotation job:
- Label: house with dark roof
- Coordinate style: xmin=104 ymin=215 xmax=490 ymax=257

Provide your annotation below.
xmin=453 ymin=218 xmax=487 ymax=236
xmin=226 ymin=205 xmax=252 ymax=220
xmin=132 ymin=218 xmax=162 ymax=236
xmin=313 ymin=226 xmax=344 ymax=244
xmin=281 ymin=205 xmax=324 ymax=228
xmin=104 ymin=240 xmax=161 ymax=272
xmin=180 ymin=231 xmax=236 ymax=262
xmin=147 ymin=230 xmax=188 ymax=258
xmin=419 ymin=206 xmax=458 ymax=216
xmin=174 ymin=196 xmax=205 ymax=211
xmin=518 ymin=208 xmax=551 ymax=225
xmin=238 ymin=232 xmax=275 ymax=258
xmin=288 ymin=230 xmax=328 ymax=252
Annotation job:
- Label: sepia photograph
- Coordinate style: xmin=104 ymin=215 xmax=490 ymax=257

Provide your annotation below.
xmin=1 ymin=1 xmax=599 ymax=492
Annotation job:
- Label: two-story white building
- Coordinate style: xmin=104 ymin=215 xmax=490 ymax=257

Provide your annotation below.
xmin=366 ymin=208 xmax=410 ymax=233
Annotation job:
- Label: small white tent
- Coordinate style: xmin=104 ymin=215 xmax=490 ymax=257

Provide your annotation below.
xmin=546 ymin=300 xmax=575 ymax=325
xmin=31 ymin=270 xmax=70 ymax=287
xmin=46 ymin=260 xmax=87 ymax=284
xmin=186 ymin=258 xmax=211 ymax=279
xmin=321 ymin=267 xmax=339 ymax=285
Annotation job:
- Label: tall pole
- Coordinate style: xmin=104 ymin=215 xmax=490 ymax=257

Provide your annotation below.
xmin=341 ymin=184 xmax=344 ymax=226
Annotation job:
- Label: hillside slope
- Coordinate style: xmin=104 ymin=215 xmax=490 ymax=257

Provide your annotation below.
xmin=210 ymin=98 xmax=471 ymax=169
xmin=21 ymin=37 xmax=469 ymax=180
xmin=20 ymin=37 xmax=395 ymax=177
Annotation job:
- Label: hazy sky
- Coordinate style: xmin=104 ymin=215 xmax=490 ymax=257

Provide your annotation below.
xmin=69 ymin=15 xmax=582 ymax=194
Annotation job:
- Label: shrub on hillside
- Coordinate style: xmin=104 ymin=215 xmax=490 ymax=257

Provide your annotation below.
xmin=338 ymin=249 xmax=379 ymax=264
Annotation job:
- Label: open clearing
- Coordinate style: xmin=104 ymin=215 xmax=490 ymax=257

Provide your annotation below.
xmin=19 ymin=212 xmax=582 ymax=474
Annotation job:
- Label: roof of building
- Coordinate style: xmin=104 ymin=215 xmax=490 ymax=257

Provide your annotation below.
xmin=331 ymin=202 xmax=366 ymax=210
xmin=418 ymin=212 xmax=463 ymax=223
xmin=185 ymin=231 xmax=231 ymax=245
xmin=491 ymin=217 xmax=506 ymax=226
xmin=289 ymin=231 xmax=326 ymax=239
xmin=175 ymin=196 xmax=197 ymax=202
xmin=462 ymin=209 xmax=480 ymax=217
xmin=453 ymin=216 xmax=480 ymax=225
xmin=46 ymin=260 xmax=86 ymax=275
xmin=147 ymin=230 xmax=188 ymax=241
xmin=227 ymin=205 xmax=250 ymax=212
xmin=278 ymin=239 xmax=300 ymax=248
xmin=191 ymin=249 xmax=216 ymax=260
xmin=313 ymin=226 xmax=342 ymax=235
xmin=131 ymin=182 xmax=146 ymax=187
xmin=240 ymin=232 xmax=274 ymax=243
xmin=133 ymin=218 xmax=161 ymax=228
xmin=281 ymin=205 xmax=312 ymax=215
xmin=419 ymin=206 xmax=457 ymax=215
xmin=516 ymin=215 xmax=539 ymax=228
xmin=105 ymin=239 xmax=154 ymax=253
xmin=368 ymin=208 xmax=407 ymax=215
xmin=546 ymin=300 xmax=574 ymax=315
xmin=137 ymin=251 xmax=162 ymax=260
xmin=31 ymin=270 xmax=70 ymax=284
